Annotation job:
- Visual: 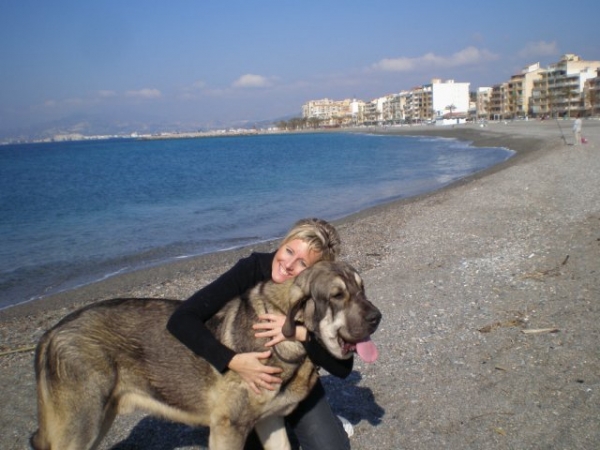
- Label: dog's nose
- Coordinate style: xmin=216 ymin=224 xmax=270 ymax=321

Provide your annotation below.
xmin=365 ymin=308 xmax=382 ymax=330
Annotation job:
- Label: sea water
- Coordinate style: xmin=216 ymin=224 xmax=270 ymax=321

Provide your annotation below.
xmin=0 ymin=132 xmax=513 ymax=310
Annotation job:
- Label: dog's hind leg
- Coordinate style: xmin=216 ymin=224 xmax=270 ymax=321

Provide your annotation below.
xmin=33 ymin=355 xmax=119 ymax=450
xmin=32 ymin=391 xmax=116 ymax=450
xmin=86 ymin=403 xmax=118 ymax=450
xmin=255 ymin=416 xmax=292 ymax=450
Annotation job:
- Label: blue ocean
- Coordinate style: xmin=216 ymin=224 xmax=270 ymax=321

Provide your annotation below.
xmin=0 ymin=132 xmax=513 ymax=310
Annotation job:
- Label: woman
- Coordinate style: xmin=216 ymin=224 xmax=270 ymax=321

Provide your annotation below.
xmin=167 ymin=218 xmax=352 ymax=449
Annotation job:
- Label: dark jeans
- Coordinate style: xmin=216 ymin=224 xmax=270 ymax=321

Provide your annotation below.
xmin=245 ymin=379 xmax=350 ymax=450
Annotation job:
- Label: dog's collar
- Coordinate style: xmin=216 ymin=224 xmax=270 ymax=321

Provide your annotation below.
xmin=261 ymin=301 xmax=307 ymax=365
xmin=272 ymin=340 xmax=307 ymax=365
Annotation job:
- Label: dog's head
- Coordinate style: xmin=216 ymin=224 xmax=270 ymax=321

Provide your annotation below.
xmin=282 ymin=261 xmax=382 ymax=363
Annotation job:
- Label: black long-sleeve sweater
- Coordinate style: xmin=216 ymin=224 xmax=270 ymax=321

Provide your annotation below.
xmin=167 ymin=252 xmax=353 ymax=378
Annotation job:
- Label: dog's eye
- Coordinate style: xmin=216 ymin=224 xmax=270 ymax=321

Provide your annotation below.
xmin=331 ymin=291 xmax=345 ymax=300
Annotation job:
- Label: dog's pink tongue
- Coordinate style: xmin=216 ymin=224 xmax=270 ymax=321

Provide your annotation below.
xmin=356 ymin=339 xmax=378 ymax=363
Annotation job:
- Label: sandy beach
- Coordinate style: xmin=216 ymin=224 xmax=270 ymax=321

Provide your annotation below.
xmin=1 ymin=120 xmax=598 ymax=449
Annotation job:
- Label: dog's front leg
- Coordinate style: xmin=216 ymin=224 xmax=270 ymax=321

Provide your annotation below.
xmin=255 ymin=416 xmax=291 ymax=450
xmin=208 ymin=421 xmax=248 ymax=450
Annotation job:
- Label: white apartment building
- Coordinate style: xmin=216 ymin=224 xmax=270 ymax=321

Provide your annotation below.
xmin=430 ymin=79 xmax=470 ymax=118
xmin=364 ymin=96 xmax=389 ymax=124
xmin=302 ymin=98 xmax=353 ymax=125
xmin=350 ymin=99 xmax=365 ymax=124
xmin=364 ymin=94 xmax=406 ymax=124
xmin=402 ymin=79 xmax=469 ymax=123
xmin=385 ymin=93 xmax=406 ymax=123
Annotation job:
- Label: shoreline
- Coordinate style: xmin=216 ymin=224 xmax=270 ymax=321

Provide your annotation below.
xmin=2 ymin=120 xmax=598 ymax=449
xmin=0 ymin=123 xmax=546 ymax=322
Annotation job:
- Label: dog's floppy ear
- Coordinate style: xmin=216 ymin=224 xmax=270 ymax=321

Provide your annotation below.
xmin=282 ymin=284 xmax=310 ymax=338
xmin=282 ymin=264 xmax=318 ymax=338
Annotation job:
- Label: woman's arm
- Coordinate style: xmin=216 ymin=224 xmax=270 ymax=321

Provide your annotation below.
xmin=167 ymin=253 xmax=270 ymax=372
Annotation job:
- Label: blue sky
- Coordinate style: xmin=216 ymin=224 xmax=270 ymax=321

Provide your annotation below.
xmin=1 ymin=0 xmax=599 ymax=137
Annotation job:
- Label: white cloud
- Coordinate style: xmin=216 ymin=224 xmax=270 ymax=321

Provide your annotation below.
xmin=371 ymin=46 xmax=499 ymax=72
xmin=40 ymin=98 xmax=82 ymax=108
xmin=232 ymin=74 xmax=273 ymax=88
xmin=191 ymin=80 xmax=207 ymax=90
xmin=179 ymin=81 xmax=208 ymax=100
xmin=98 ymin=90 xmax=117 ymax=98
xmin=64 ymin=98 xmax=83 ymax=105
xmin=518 ymin=41 xmax=558 ymax=59
xmin=125 ymin=88 xmax=162 ymax=99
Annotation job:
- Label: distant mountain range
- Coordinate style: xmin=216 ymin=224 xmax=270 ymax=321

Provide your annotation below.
xmin=1 ymin=112 xmax=299 ymax=143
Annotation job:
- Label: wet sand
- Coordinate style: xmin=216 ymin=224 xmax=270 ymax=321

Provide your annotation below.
xmin=1 ymin=120 xmax=598 ymax=449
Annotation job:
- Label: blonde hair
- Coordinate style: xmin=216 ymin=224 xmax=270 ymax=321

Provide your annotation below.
xmin=281 ymin=218 xmax=341 ymax=261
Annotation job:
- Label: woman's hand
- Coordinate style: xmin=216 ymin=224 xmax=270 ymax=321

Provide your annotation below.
xmin=254 ymin=313 xmax=308 ymax=346
xmin=228 ymin=351 xmax=283 ymax=394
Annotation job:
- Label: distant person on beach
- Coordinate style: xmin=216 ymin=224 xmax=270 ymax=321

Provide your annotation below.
xmin=167 ymin=218 xmax=352 ymax=449
xmin=573 ymin=114 xmax=582 ymax=146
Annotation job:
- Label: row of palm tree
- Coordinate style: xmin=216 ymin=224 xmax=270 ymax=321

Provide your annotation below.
xmin=275 ymin=117 xmax=324 ymax=130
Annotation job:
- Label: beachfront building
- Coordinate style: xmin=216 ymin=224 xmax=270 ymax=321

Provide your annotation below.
xmin=430 ymin=79 xmax=470 ymax=122
xmin=351 ymin=93 xmax=406 ymax=125
xmin=361 ymin=96 xmax=390 ymax=125
xmin=403 ymin=85 xmax=432 ymax=123
xmin=373 ymin=93 xmax=406 ymax=124
xmin=350 ymin=98 xmax=365 ymax=125
xmin=488 ymin=63 xmax=544 ymax=121
xmin=506 ymin=63 xmax=545 ymax=118
xmin=362 ymin=99 xmax=378 ymax=124
xmin=385 ymin=92 xmax=406 ymax=124
xmin=475 ymin=87 xmax=492 ymax=120
xmin=302 ymin=98 xmax=354 ymax=126
xmin=531 ymin=54 xmax=600 ymax=118
xmin=402 ymin=79 xmax=469 ymax=124
xmin=584 ymin=69 xmax=600 ymax=116
xmin=303 ymin=90 xmax=416 ymax=126
xmin=489 ymin=83 xmax=509 ymax=120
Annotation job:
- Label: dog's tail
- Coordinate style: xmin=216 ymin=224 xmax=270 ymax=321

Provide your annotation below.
xmin=30 ymin=335 xmax=52 ymax=450
xmin=30 ymin=430 xmax=48 ymax=450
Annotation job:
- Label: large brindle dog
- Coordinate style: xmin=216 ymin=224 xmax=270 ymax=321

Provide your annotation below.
xmin=31 ymin=260 xmax=381 ymax=450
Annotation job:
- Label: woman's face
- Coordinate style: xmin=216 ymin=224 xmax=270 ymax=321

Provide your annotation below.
xmin=271 ymin=238 xmax=321 ymax=283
